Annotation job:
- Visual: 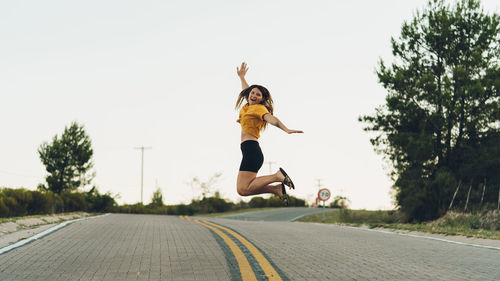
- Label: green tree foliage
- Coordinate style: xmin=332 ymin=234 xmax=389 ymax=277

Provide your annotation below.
xmin=0 ymin=187 xmax=115 ymax=217
xmin=38 ymin=122 xmax=95 ymax=194
xmin=60 ymin=191 xmax=88 ymax=212
xmin=86 ymin=187 xmax=116 ymax=212
xmin=329 ymin=196 xmax=351 ymax=209
xmin=249 ymin=196 xmax=306 ymax=208
xmin=150 ymin=188 xmax=164 ymax=207
xmin=249 ymin=196 xmax=267 ymax=208
xmin=189 ymin=193 xmax=234 ymax=214
xmin=112 ymin=194 xmax=307 ymax=216
xmin=360 ymin=0 xmax=500 ymax=221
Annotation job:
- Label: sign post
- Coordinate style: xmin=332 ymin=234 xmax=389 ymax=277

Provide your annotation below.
xmin=318 ymin=188 xmax=331 ymax=222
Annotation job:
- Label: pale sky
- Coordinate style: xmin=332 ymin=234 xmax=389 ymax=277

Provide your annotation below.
xmin=2 ymin=0 xmax=499 ymax=209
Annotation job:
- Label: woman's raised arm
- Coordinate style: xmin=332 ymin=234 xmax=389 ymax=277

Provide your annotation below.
xmin=237 ymin=62 xmax=250 ymax=90
xmin=263 ymin=114 xmax=304 ymax=134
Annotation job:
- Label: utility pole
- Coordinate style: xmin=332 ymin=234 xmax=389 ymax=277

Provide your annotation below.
xmin=315 ymin=179 xmax=322 ymax=207
xmin=264 ymin=161 xmax=276 ymax=174
xmin=316 ymin=179 xmax=323 ymax=189
xmin=134 ymin=146 xmax=152 ymax=204
xmin=316 ymin=179 xmax=324 ymax=209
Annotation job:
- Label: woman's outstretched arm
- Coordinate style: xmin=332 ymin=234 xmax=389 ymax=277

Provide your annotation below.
xmin=237 ymin=62 xmax=250 ymax=90
xmin=263 ymin=114 xmax=304 ymax=134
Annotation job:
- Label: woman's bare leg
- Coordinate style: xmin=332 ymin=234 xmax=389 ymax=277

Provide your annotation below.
xmin=237 ymin=170 xmax=285 ymax=197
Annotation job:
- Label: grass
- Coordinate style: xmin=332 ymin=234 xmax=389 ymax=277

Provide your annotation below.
xmin=296 ymin=209 xmax=399 ymax=226
xmin=376 ymin=223 xmax=500 ymax=240
xmin=296 ymin=209 xmax=500 ymax=240
xmin=197 ymin=207 xmax=281 ymax=217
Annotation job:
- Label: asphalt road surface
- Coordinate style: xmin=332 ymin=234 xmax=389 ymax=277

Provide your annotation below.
xmin=0 ymin=213 xmax=498 ymax=281
xmin=220 ymin=207 xmax=337 ymax=221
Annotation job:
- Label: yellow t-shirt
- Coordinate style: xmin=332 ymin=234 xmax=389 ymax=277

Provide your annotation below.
xmin=237 ymin=104 xmax=270 ymax=139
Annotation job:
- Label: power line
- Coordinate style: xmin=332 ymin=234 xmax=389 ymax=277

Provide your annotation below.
xmin=134 ymin=146 xmax=152 ymax=204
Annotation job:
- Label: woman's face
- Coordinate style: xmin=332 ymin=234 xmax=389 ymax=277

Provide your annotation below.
xmin=248 ymin=88 xmax=263 ymax=105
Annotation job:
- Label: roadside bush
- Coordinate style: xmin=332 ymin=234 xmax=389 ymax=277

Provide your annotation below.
xmin=0 ymin=197 xmax=9 ymax=217
xmin=112 ymin=204 xmax=132 ymax=214
xmin=1 ymin=188 xmax=32 ymax=216
xmin=234 ymin=200 xmax=249 ymax=211
xmin=337 ymin=209 xmax=400 ymax=224
xmin=289 ymin=196 xmax=306 ymax=207
xmin=165 ymin=205 xmax=180 ymax=215
xmin=2 ymin=197 xmax=22 ymax=217
xmin=249 ymin=197 xmax=267 ymax=208
xmin=248 ymin=195 xmax=306 ymax=208
xmin=329 ymin=196 xmax=350 ymax=209
xmin=0 ymin=186 xmax=313 ymax=218
xmin=60 ymin=192 xmax=88 ymax=212
xmin=429 ymin=210 xmax=500 ymax=231
xmin=86 ymin=187 xmax=116 ymax=212
xmin=480 ymin=210 xmax=500 ymax=230
xmin=118 ymin=203 xmax=149 ymax=214
xmin=151 ymin=205 xmax=169 ymax=215
xmin=47 ymin=192 xmax=64 ymax=213
xmin=191 ymin=197 xmax=234 ymax=214
xmin=175 ymin=204 xmax=195 ymax=216
xmin=0 ymin=187 xmax=118 ymax=217
xmin=28 ymin=190 xmax=54 ymax=214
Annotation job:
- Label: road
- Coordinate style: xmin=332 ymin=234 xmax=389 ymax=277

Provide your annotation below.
xmin=0 ymin=213 xmax=498 ymax=280
xmin=219 ymin=207 xmax=337 ymax=221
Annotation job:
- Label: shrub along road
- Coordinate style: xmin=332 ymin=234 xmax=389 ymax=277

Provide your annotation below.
xmin=0 ymin=213 xmax=498 ymax=280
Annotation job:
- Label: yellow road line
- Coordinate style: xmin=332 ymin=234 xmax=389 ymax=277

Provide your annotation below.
xmin=193 ymin=219 xmax=257 ymax=281
xmin=203 ymin=221 xmax=282 ymax=281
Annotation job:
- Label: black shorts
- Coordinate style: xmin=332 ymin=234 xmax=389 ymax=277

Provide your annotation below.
xmin=239 ymin=140 xmax=264 ymax=173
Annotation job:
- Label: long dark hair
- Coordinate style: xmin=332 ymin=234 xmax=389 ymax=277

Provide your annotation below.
xmin=235 ymin=85 xmax=274 ymax=113
xmin=235 ymin=85 xmax=274 ymax=130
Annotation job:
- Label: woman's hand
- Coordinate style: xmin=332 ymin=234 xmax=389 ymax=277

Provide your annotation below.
xmin=237 ymin=62 xmax=249 ymax=78
xmin=264 ymin=114 xmax=304 ymax=134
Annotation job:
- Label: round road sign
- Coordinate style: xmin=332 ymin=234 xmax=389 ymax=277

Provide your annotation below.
xmin=318 ymin=188 xmax=331 ymax=201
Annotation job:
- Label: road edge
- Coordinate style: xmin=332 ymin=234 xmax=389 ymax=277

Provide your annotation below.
xmin=0 ymin=213 xmax=110 ymax=255
xmin=298 ymin=221 xmax=500 ymax=251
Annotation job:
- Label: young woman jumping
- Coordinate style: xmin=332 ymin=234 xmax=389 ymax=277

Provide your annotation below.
xmin=235 ymin=62 xmax=304 ymax=205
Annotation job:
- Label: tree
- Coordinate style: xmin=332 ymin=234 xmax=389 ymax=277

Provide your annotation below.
xmin=330 ymin=196 xmax=351 ymax=209
xmin=86 ymin=186 xmax=116 ymax=212
xmin=188 ymin=173 xmax=222 ymax=199
xmin=360 ymin=0 xmax=500 ymax=221
xmin=150 ymin=188 xmax=164 ymax=207
xmin=38 ymin=122 xmax=95 ymax=194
